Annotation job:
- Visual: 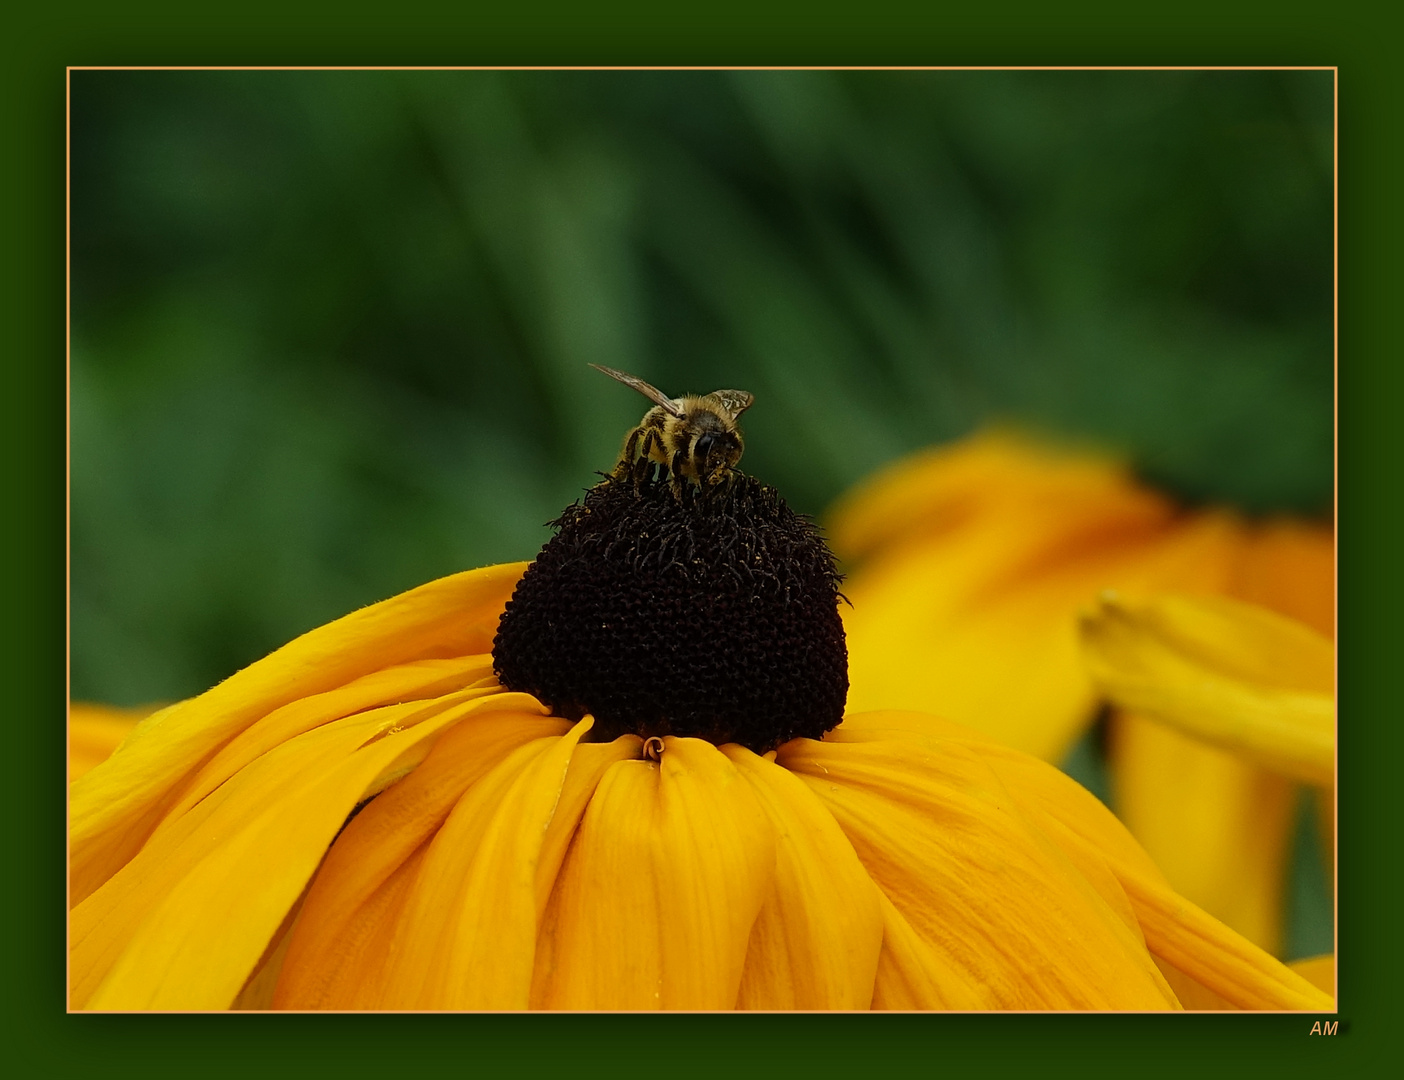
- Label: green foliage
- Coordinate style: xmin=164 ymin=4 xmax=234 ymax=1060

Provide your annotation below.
xmin=71 ymin=69 xmax=1332 ymax=704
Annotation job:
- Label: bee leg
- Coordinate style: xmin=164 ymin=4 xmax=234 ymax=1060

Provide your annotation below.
xmin=613 ymin=427 xmax=642 ymax=482
xmin=632 ymin=428 xmax=664 ymax=491
xmin=669 ymin=446 xmax=690 ymax=501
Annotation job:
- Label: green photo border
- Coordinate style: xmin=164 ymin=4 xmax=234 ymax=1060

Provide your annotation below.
xmin=15 ymin=3 xmax=1394 ymax=1075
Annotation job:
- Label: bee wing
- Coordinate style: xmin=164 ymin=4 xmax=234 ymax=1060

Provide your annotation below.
xmin=589 ymin=364 xmax=684 ymax=418
xmin=710 ymin=389 xmax=755 ymax=418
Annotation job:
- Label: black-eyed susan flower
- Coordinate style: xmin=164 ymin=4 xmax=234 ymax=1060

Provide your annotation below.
xmin=70 ymin=473 xmax=1329 ymax=1012
xmin=828 ymin=429 xmax=1334 ymax=956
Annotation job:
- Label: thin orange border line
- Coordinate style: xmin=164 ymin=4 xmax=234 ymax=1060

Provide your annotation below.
xmin=65 ymin=64 xmax=73 ymax=1007
xmin=63 ymin=65 xmax=1336 ymax=1011
xmin=65 ymin=64 xmax=1339 ymax=72
xmin=1331 ymin=63 xmax=1340 ymax=1012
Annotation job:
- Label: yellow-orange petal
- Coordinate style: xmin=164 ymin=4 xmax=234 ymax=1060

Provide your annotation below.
xmin=1229 ymin=518 xmax=1336 ymax=641
xmin=1289 ymin=955 xmax=1335 ymax=1002
xmin=530 ymin=738 xmax=776 ymax=1010
xmin=721 ymin=745 xmax=884 ymax=1010
xmin=72 ymin=697 xmax=457 ymax=1007
xmin=826 ymin=428 xmax=1170 ymax=566
xmin=69 ymin=564 xmax=526 ymax=903
xmin=778 ymin=730 xmax=1178 ymax=1010
xmin=147 ymin=655 xmax=497 ymax=844
xmin=1081 ymin=592 xmax=1335 ymax=787
xmin=78 ymin=691 xmax=492 ymax=1011
xmin=1121 ymin=868 xmax=1332 ymax=1011
xmin=69 ymin=703 xmax=157 ymax=782
xmin=869 ymin=893 xmax=991 ymax=1009
xmin=1110 ymin=715 xmax=1296 ymax=954
xmin=840 ymin=500 xmax=1240 ymax=762
xmin=531 ymin=736 xmax=645 ymax=923
xmin=376 ymin=722 xmax=590 ymax=1009
xmin=856 ymin=707 xmax=1294 ymax=958
xmin=881 ymin=710 xmax=1327 ymax=1011
xmin=829 ymin=711 xmax=1169 ymax=897
xmin=271 ymin=703 xmax=570 ymax=1009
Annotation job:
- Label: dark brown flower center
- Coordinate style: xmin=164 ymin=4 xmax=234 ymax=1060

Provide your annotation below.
xmin=492 ymin=473 xmax=848 ymax=752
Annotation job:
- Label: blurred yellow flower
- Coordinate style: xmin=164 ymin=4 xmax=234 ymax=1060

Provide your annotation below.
xmin=1079 ymin=592 xmax=1333 ymax=788
xmin=829 ymin=429 xmax=1334 ymax=954
xmin=1079 ymin=592 xmax=1336 ymax=1006
xmin=68 ymin=565 xmax=1327 ymax=1011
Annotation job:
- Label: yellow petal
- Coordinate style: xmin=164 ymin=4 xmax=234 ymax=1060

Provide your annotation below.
xmin=70 ymin=564 xmax=525 ymax=904
xmin=869 ymin=893 xmax=991 ymax=1009
xmin=271 ymin=704 xmax=571 ymax=1009
xmin=73 ymin=691 xmax=538 ymax=1010
xmin=827 ymin=428 xmax=1168 ymax=566
xmin=887 ymin=710 xmax=1330 ymax=1011
xmin=721 ymin=745 xmax=884 ymax=1010
xmin=1110 ymin=714 xmax=1296 ymax=954
xmin=378 ymin=719 xmax=594 ymax=1009
xmin=1289 ymin=955 xmax=1335 ymax=1002
xmin=280 ymin=843 xmax=433 ymax=1010
xmin=531 ymin=736 xmax=645 ymax=924
xmin=778 ymin=728 xmax=1178 ymax=1010
xmin=231 ymin=886 xmax=306 ymax=1010
xmin=146 ymin=655 xmax=497 ymax=845
xmin=531 ymin=738 xmax=776 ymax=1010
xmin=1094 ymin=527 xmax=1334 ymax=953
xmin=1081 ymin=592 xmax=1335 ymax=786
xmin=1230 ymin=519 xmax=1336 ymax=640
xmin=79 ymin=690 xmax=499 ymax=1011
xmin=69 ymin=703 xmax=155 ymax=782
xmin=840 ymin=497 xmax=1240 ymax=762
xmin=1121 ymin=868 xmax=1332 ymax=1010
xmin=277 ymin=729 xmax=638 ymax=1011
xmin=831 ymin=711 xmax=1169 ymax=893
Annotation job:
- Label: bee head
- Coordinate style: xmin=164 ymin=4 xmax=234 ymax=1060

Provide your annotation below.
xmin=692 ymin=427 xmax=743 ymax=479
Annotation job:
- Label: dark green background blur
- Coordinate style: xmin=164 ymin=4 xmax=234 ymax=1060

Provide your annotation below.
xmin=71 ymin=69 xmax=1333 ymax=708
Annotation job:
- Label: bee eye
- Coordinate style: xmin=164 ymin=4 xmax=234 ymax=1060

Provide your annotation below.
xmin=694 ymin=433 xmax=717 ymax=458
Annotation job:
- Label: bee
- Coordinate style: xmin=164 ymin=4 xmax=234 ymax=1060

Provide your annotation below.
xmin=590 ymin=363 xmax=755 ymax=494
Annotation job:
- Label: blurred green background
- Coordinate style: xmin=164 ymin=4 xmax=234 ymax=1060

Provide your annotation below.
xmin=71 ymin=69 xmax=1333 ymax=708
xmin=70 ymin=68 xmax=1334 ymax=962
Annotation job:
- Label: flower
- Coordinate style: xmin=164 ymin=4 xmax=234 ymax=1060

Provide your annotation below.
xmin=828 ymin=429 xmax=1334 ymax=955
xmin=70 ymin=561 xmax=1328 ymax=1011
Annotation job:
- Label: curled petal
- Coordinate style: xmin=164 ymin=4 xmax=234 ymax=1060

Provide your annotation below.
xmin=1081 ymin=592 xmax=1334 ymax=786
xmin=838 ymin=453 xmax=1241 ymax=761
